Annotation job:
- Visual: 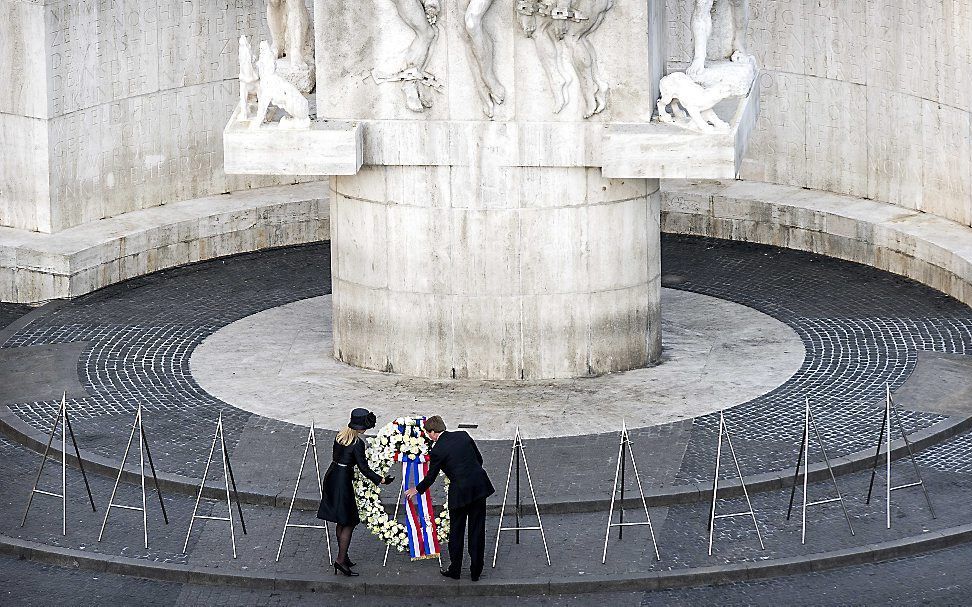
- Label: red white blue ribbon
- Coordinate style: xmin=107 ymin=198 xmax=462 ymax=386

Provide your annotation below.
xmin=396 ymin=419 xmax=441 ymax=561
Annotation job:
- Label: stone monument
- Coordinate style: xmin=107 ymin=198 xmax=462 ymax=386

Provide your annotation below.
xmin=224 ymin=0 xmax=759 ymax=379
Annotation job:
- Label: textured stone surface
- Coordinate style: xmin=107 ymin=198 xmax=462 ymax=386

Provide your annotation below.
xmin=189 ymin=290 xmax=805 ymax=438
xmin=330 ymin=168 xmax=661 ymax=379
xmin=0 ymin=0 xmax=318 ymax=234
xmin=3 ymin=236 xmax=970 ymax=497
xmin=0 ymin=182 xmax=327 ymax=303
xmin=666 ymin=0 xmax=972 ymax=229
xmin=661 ymin=179 xmax=972 ymax=308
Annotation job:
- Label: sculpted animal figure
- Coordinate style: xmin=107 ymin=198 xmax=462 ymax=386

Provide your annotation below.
xmin=687 ymin=0 xmax=749 ymax=77
xmin=267 ymin=0 xmax=314 ymax=68
xmin=238 ymin=36 xmax=260 ymax=121
xmin=253 ymin=41 xmax=310 ymax=128
xmin=656 ymin=72 xmax=734 ymax=132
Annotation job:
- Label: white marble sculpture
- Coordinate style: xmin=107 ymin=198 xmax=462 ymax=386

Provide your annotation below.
xmin=460 ymin=0 xmax=506 ymax=118
xmin=267 ymin=0 xmax=316 ymax=93
xmin=656 ymin=72 xmax=736 ymax=132
xmin=241 ymin=40 xmax=310 ymax=129
xmin=238 ymin=36 xmax=261 ymax=121
xmin=372 ymin=0 xmax=441 ymax=112
xmin=687 ymin=0 xmax=750 ymax=76
xmin=516 ymin=0 xmax=613 ymax=118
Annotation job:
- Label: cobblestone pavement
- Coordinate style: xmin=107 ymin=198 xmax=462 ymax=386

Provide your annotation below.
xmin=2 ymin=236 xmax=971 ymax=503
xmin=0 ymin=302 xmax=32 ymax=332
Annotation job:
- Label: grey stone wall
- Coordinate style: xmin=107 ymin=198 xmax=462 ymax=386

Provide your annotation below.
xmin=0 ymin=0 xmax=312 ymax=234
xmin=667 ymin=0 xmax=972 ymax=228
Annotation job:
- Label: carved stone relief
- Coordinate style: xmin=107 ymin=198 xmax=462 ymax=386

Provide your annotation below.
xmin=656 ymin=0 xmax=756 ymax=133
xmin=267 ymin=0 xmax=316 ymax=93
xmin=371 ymin=0 xmax=442 ymax=113
xmin=687 ymin=0 xmax=750 ymax=77
xmin=516 ymin=0 xmax=615 ymax=118
xmin=656 ymin=56 xmax=755 ymax=132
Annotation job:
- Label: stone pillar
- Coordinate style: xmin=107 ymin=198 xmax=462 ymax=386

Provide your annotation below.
xmin=330 ymin=166 xmax=660 ymax=379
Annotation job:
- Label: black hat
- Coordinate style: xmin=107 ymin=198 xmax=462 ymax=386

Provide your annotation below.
xmin=349 ymin=408 xmax=376 ymax=431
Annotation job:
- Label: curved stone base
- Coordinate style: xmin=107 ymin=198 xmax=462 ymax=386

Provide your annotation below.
xmin=0 ymin=183 xmax=327 ymax=303
xmin=330 ymin=168 xmax=661 ymax=379
xmin=662 ymin=180 xmax=972 ymax=308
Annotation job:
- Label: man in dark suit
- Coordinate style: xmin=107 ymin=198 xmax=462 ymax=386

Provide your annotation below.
xmin=405 ymin=415 xmax=494 ymax=581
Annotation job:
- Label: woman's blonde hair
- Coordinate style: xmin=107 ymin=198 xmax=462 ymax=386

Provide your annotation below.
xmin=336 ymin=426 xmax=360 ymax=446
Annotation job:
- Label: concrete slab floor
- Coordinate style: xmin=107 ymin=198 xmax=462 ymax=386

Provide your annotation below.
xmin=190 ymin=289 xmax=806 ymax=439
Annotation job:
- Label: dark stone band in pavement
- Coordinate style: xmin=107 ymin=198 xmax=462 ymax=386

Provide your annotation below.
xmin=4 ymin=520 xmax=972 ymax=596
xmin=2 ymin=395 xmax=967 ymax=514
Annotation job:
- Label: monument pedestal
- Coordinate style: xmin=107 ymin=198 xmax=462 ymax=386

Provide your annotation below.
xmin=223 ymin=0 xmax=759 ymax=380
xmin=330 ymin=165 xmax=660 ymax=379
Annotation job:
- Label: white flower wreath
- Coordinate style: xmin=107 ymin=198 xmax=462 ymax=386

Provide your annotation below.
xmin=354 ymin=417 xmax=450 ymax=552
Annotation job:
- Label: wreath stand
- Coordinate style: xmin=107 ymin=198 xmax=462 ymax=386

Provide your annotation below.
xmin=602 ymin=421 xmax=662 ymax=563
xmin=492 ymin=427 xmax=550 ymax=567
xmin=98 ymin=403 xmax=169 ymax=548
xmin=275 ymin=421 xmax=332 ymax=563
xmin=184 ymin=412 xmax=247 ymax=558
xmin=865 ymin=384 xmax=936 ymax=528
xmin=785 ymin=397 xmax=855 ymax=544
xmin=22 ymin=393 xmax=97 ymax=536
xmin=707 ymin=410 xmax=764 ymax=556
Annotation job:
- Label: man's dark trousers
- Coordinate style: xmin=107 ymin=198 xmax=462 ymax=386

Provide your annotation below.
xmin=447 ymin=497 xmax=487 ymax=578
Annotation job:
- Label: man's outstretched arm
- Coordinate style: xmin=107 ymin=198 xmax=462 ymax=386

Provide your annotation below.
xmin=406 ymin=448 xmax=443 ymax=498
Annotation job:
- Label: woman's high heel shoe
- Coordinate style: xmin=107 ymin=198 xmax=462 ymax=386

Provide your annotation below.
xmin=345 ymin=556 xmax=356 ymax=568
xmin=333 ymin=561 xmax=359 ymax=577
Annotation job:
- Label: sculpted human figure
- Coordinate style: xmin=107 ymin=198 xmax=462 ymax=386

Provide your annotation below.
xmin=687 ymin=0 xmax=749 ymax=76
xmin=458 ymin=0 xmax=506 ymax=117
xmin=561 ymin=0 xmax=612 ymax=117
xmin=267 ymin=0 xmax=314 ymax=68
xmin=381 ymin=0 xmax=440 ymax=112
xmin=516 ymin=0 xmax=613 ymax=117
xmin=516 ymin=1 xmax=570 ymax=114
xmin=237 ymin=36 xmax=260 ymax=121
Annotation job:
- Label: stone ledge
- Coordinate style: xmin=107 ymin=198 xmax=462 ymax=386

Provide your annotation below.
xmin=3 ymin=521 xmax=972 ymax=595
xmin=0 ymin=182 xmax=328 ymax=303
xmin=223 ymin=109 xmax=363 ymax=176
xmin=661 ymin=180 xmax=972 ymax=309
xmin=603 ymin=78 xmax=759 ymax=180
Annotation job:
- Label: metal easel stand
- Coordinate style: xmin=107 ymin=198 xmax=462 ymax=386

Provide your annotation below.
xmin=491 ymin=427 xmax=550 ymax=567
xmin=184 ymin=411 xmax=247 ymax=558
xmin=707 ymin=410 xmax=765 ymax=556
xmin=275 ymin=421 xmax=332 ymax=563
xmin=601 ymin=420 xmax=661 ymax=564
xmin=22 ymin=392 xmax=97 ymax=536
xmin=98 ymin=403 xmax=169 ymax=548
xmin=865 ymin=384 xmax=936 ymax=529
xmin=785 ymin=397 xmax=855 ymax=544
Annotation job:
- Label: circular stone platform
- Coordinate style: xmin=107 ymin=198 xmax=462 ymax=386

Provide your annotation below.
xmin=190 ymin=288 xmax=805 ymax=439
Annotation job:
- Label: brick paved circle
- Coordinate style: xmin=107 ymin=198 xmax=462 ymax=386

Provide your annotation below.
xmin=1 ymin=236 xmax=970 ymax=482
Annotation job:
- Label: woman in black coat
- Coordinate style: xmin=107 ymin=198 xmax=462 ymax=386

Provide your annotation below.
xmin=317 ymin=408 xmax=392 ymax=576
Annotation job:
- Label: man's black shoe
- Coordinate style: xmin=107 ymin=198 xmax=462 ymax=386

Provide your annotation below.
xmin=440 ymin=569 xmax=461 ymax=580
xmin=471 ymin=574 xmax=480 ymax=582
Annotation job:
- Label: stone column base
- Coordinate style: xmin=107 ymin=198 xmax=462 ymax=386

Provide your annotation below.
xmin=330 ymin=167 xmax=661 ymax=380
